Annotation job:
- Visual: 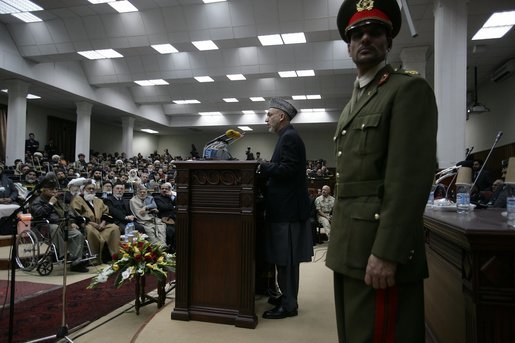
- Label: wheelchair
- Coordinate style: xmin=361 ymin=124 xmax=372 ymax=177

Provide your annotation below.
xmin=15 ymin=218 xmax=96 ymax=276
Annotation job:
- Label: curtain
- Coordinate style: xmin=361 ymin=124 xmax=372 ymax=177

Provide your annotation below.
xmin=47 ymin=116 xmax=76 ymax=162
xmin=0 ymin=105 xmax=7 ymax=162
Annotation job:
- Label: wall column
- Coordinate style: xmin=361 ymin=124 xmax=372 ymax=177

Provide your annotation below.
xmin=5 ymin=80 xmax=29 ymax=165
xmin=434 ymin=0 xmax=468 ymax=168
xmin=75 ymin=102 xmax=92 ymax=162
xmin=121 ymin=116 xmax=134 ymax=158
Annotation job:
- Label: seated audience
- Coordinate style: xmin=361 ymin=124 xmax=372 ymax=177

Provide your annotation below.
xmin=22 ymin=169 xmax=39 ymax=191
xmin=315 ymin=185 xmax=334 ymax=240
xmin=103 ymin=182 xmax=144 ymax=234
xmin=130 ymin=185 xmax=167 ymax=246
xmin=70 ymin=179 xmax=120 ymax=264
xmin=153 ymin=182 xmax=177 ymax=251
xmin=0 ymin=164 xmax=19 ymax=204
xmin=30 ymin=178 xmax=88 ymax=272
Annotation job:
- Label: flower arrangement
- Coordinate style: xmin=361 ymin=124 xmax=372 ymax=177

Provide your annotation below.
xmin=88 ymin=233 xmax=176 ymax=289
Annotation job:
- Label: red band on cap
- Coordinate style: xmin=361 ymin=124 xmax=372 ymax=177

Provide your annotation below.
xmin=347 ymin=8 xmax=391 ymax=29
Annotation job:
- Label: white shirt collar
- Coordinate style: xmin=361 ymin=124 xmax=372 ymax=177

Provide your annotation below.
xmin=356 ymin=61 xmax=386 ymax=89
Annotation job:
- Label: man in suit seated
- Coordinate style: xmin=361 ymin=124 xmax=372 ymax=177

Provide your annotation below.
xmin=153 ymin=182 xmax=177 ymax=251
xmin=103 ymin=181 xmax=144 ymax=234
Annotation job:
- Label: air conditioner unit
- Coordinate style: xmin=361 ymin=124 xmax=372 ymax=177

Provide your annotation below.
xmin=491 ymin=58 xmax=515 ymax=82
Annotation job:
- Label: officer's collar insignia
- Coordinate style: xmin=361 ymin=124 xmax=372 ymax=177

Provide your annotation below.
xmin=378 ymin=72 xmax=390 ymax=86
xmin=356 ymin=0 xmax=374 ymax=12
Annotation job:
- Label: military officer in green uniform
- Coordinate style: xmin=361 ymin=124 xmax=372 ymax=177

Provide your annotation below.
xmin=326 ymin=1 xmax=438 ymax=342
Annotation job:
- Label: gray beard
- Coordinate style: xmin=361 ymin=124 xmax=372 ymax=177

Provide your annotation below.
xmin=84 ymin=193 xmax=95 ymax=202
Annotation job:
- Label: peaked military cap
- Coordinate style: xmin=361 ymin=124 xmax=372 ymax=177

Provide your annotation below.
xmin=337 ymin=0 xmax=401 ymax=43
xmin=269 ymin=98 xmax=298 ymax=120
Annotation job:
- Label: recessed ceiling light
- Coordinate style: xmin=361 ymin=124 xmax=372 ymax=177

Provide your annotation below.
xmin=11 ymin=12 xmax=42 ymax=22
xmin=173 ymin=99 xmax=200 ymax=104
xmin=78 ymin=49 xmax=123 ymax=60
xmin=242 ymin=110 xmax=256 ymax=114
xmin=258 ymin=34 xmax=283 ymax=46
xmin=297 ymin=69 xmax=315 ymax=77
xmin=2 ymin=0 xmax=42 ymax=13
xmin=238 ymin=126 xmax=253 ymax=131
xmin=195 ymin=76 xmax=214 ymax=82
xmin=227 ymin=74 xmax=246 ymax=81
xmin=134 ymin=79 xmax=169 ymax=86
xmin=141 ymin=129 xmax=159 ymax=134
xmin=307 ymin=94 xmax=321 ymax=99
xmin=109 ymin=0 xmax=138 ymax=13
xmin=279 ymin=71 xmax=297 ymax=78
xmin=313 ymin=108 xmax=326 ymax=112
xmin=250 ymin=97 xmax=265 ymax=102
xmin=223 ymin=98 xmax=239 ymax=102
xmin=203 ymin=0 xmax=226 ymax=3
xmin=199 ymin=111 xmax=222 ymax=116
xmin=472 ymin=10 xmax=515 ymax=40
xmin=192 ymin=40 xmax=218 ymax=51
xmin=281 ymin=32 xmax=306 ymax=44
xmin=88 ymin=0 xmax=112 ymax=4
xmin=292 ymin=95 xmax=306 ymax=100
xmin=0 ymin=2 xmax=18 ymax=14
xmin=151 ymin=44 xmax=178 ymax=54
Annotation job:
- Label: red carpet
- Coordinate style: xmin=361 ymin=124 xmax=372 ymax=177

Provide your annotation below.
xmin=0 ymin=275 xmax=168 ymax=342
xmin=0 ymin=280 xmax=60 ymax=302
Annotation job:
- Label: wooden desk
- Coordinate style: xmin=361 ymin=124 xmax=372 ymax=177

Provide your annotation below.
xmin=424 ymin=208 xmax=515 ymax=343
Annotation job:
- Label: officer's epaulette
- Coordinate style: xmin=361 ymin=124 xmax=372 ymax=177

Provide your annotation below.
xmin=394 ymin=68 xmax=420 ymax=76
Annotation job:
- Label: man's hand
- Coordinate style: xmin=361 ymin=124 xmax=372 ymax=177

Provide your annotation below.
xmin=364 ymin=254 xmax=397 ymax=289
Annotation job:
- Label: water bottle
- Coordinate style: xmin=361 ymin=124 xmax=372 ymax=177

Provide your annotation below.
xmin=125 ymin=222 xmax=135 ymax=243
xmin=427 ymin=184 xmax=437 ymax=208
xmin=456 ymin=183 xmax=471 ymax=214
xmin=507 ymin=196 xmax=515 ymax=228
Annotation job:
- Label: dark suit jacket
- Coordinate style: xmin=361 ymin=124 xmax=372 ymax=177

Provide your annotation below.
xmin=103 ymin=195 xmax=132 ymax=225
xmin=259 ymin=124 xmax=313 ymax=265
xmin=326 ymin=65 xmax=438 ymax=284
xmin=259 ymin=124 xmax=311 ymax=223
xmin=154 ymin=194 xmax=176 ymax=219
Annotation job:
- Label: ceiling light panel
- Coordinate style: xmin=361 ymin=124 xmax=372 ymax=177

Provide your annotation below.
xmin=97 ymin=49 xmax=123 ymax=58
xmin=223 ymin=98 xmax=239 ymax=102
xmin=3 ymin=0 xmax=42 ymax=12
xmin=279 ymin=71 xmax=297 ymax=78
xmin=258 ymin=34 xmax=283 ymax=46
xmin=11 ymin=12 xmax=41 ymax=22
xmin=292 ymin=95 xmax=306 ymax=100
xmin=0 ymin=2 xmax=19 ymax=14
xmin=227 ymin=74 xmax=246 ymax=81
xmin=203 ymin=0 xmax=226 ymax=3
xmin=141 ymin=129 xmax=159 ymax=134
xmin=281 ymin=32 xmax=306 ymax=44
xmin=109 ymin=0 xmax=138 ymax=13
xmin=242 ymin=110 xmax=255 ymax=114
xmin=173 ymin=99 xmax=200 ymax=104
xmin=134 ymin=79 xmax=168 ymax=86
xmin=88 ymin=0 xmax=113 ymax=4
xmin=199 ymin=112 xmax=222 ymax=116
xmin=195 ymin=76 xmax=214 ymax=82
xmin=472 ymin=26 xmax=512 ymax=40
xmin=238 ymin=126 xmax=253 ymax=131
xmin=78 ymin=49 xmax=123 ymax=60
xmin=484 ymin=10 xmax=515 ymax=27
xmin=151 ymin=44 xmax=178 ymax=54
xmin=307 ymin=94 xmax=321 ymax=99
xmin=250 ymin=97 xmax=265 ymax=102
xmin=297 ymin=69 xmax=315 ymax=77
xmin=192 ymin=40 xmax=218 ymax=51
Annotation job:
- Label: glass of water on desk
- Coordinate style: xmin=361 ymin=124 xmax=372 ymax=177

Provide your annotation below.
xmin=456 ymin=183 xmax=472 ymax=214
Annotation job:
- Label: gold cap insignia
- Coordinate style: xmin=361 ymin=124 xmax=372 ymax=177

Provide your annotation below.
xmin=356 ymin=0 xmax=374 ymax=12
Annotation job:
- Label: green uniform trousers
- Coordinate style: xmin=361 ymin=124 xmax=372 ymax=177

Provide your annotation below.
xmin=333 ymin=272 xmax=425 ymax=343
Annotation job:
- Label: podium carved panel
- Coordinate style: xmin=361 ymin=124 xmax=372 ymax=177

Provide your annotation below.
xmin=171 ymin=161 xmax=259 ymax=329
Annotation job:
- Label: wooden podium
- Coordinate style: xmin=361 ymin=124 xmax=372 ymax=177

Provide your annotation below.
xmin=171 ymin=161 xmax=259 ymax=329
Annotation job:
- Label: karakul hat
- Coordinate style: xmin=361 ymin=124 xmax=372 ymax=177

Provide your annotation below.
xmin=337 ymin=0 xmax=401 ymax=43
xmin=269 ymin=98 xmax=298 ymax=120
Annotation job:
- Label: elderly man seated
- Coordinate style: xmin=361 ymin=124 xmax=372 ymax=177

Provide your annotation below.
xmin=70 ymin=179 xmax=120 ymax=264
xmin=30 ymin=178 xmax=88 ymax=272
xmin=315 ymin=185 xmax=335 ymax=241
xmin=0 ymin=164 xmax=19 ymax=205
xmin=129 ymin=185 xmax=167 ymax=246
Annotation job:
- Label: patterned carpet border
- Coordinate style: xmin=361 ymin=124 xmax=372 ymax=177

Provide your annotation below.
xmin=0 ymin=275 xmax=161 ymax=342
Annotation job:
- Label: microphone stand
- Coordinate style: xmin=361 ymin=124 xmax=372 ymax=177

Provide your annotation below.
xmin=1 ymin=177 xmax=44 ymax=343
xmin=471 ymin=131 xmax=503 ymax=194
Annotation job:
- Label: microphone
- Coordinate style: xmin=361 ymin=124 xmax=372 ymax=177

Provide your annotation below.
xmin=495 ymin=131 xmax=503 ymax=144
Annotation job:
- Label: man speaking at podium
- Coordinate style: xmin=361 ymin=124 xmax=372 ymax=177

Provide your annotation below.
xmin=258 ymin=98 xmax=313 ymax=319
xmin=326 ymin=0 xmax=438 ymax=342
